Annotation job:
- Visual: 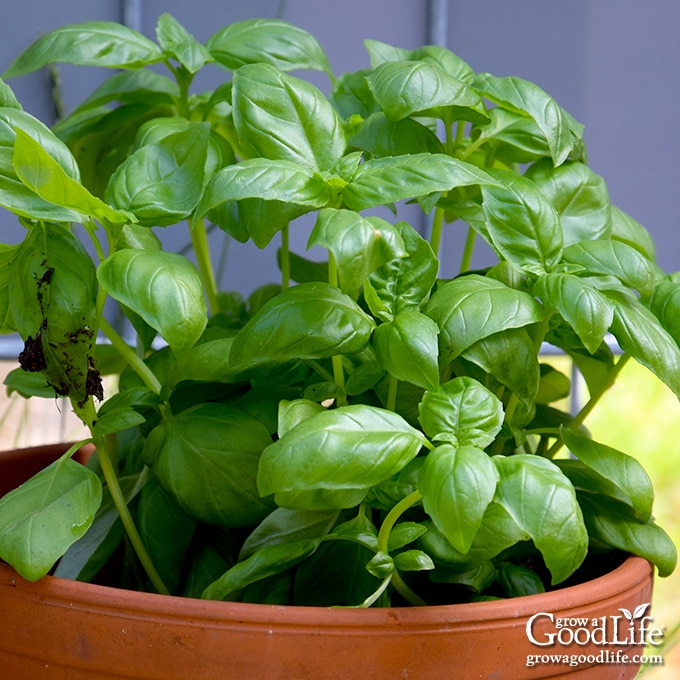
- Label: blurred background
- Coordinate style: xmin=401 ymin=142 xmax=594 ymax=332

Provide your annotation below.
xmin=1 ymin=2 xmax=679 ymax=675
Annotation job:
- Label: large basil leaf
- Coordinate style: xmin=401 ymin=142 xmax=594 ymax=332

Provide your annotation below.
xmin=494 ymin=454 xmax=588 ymax=584
xmin=424 ymin=274 xmax=546 ymax=362
xmin=98 ymin=249 xmax=207 ymax=354
xmin=3 ymin=21 xmax=163 ymax=76
xmin=480 ymin=169 xmax=563 ymax=275
xmin=610 ymin=205 xmax=656 ymax=261
xmin=535 ymin=273 xmax=614 ymax=354
xmin=258 ymin=405 xmax=427 ymax=509
xmin=649 ymin=279 xmax=680 ymax=344
xmin=562 ymin=240 xmax=663 ymax=298
xmin=471 ymin=72 xmax=576 ymax=166
xmin=372 ymin=310 xmax=440 ymax=392
xmin=308 ymin=209 xmax=406 ymax=294
xmin=419 ymin=444 xmax=499 ymax=553
xmin=229 ymin=282 xmax=375 ymax=373
xmin=342 ymin=153 xmax=498 ymax=211
xmin=232 ymin=63 xmax=345 ymax=172
xmin=561 ymin=428 xmax=653 ymax=522
xmin=150 ymin=403 xmax=274 ymax=526
xmin=366 ymin=60 xmax=488 ymax=124
xmin=524 ymin=159 xmax=611 ymax=246
xmin=105 ymin=123 xmax=210 ymax=226
xmin=0 ymin=243 xmax=18 ymax=332
xmin=0 ymin=455 xmax=102 ymax=581
xmin=207 ymin=19 xmax=332 ymax=74
xmin=418 ymin=376 xmax=504 ymax=447
xmin=578 ymin=494 xmax=677 ymax=578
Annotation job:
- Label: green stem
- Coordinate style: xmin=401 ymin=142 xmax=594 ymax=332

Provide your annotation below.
xmin=327 ymin=253 xmax=347 ymax=405
xmin=386 ymin=375 xmax=399 ymax=413
xmin=280 ymin=223 xmax=290 ymax=291
xmin=547 ymin=353 xmax=631 ymax=458
xmin=459 ymin=226 xmax=477 ymax=274
xmin=430 ymin=205 xmax=445 ymax=259
xmin=75 ymin=399 xmax=170 ymax=596
xmin=99 ymin=317 xmax=162 ymax=395
xmin=191 ymin=217 xmax=220 ymax=315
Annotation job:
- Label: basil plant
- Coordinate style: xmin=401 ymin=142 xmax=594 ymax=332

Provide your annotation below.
xmin=0 ymin=14 xmax=676 ymax=606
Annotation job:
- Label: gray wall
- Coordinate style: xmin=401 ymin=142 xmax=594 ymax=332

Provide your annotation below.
xmin=2 ymin=1 xmax=679 ymax=296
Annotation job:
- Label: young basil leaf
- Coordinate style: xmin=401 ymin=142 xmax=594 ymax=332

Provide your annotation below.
xmin=276 ymin=399 xmax=327 ymax=439
xmin=0 ymin=78 xmax=21 ymax=109
xmin=365 ymin=221 xmax=438 ymax=321
xmin=349 ymin=112 xmax=444 ymax=158
xmin=578 ymin=494 xmax=677 ymax=578
xmin=420 ymin=444 xmax=499 ymax=553
xmin=150 ymin=403 xmax=275 ymax=527
xmin=561 ymin=428 xmax=654 ymax=522
xmin=524 ymin=159 xmax=611 ymax=246
xmin=480 ymin=168 xmax=563 ymax=275
xmin=493 ymin=454 xmax=588 ymax=584
xmin=12 ymin=128 xmax=132 ymax=225
xmin=534 ymin=273 xmax=614 ymax=354
xmin=207 ymin=19 xmax=332 ymax=75
xmin=0 ymin=456 xmax=102 ymax=581
xmin=418 ymin=376 xmax=504 ymax=448
xmin=98 ymin=249 xmax=207 ymax=354
xmin=535 ymin=364 xmax=571 ymax=404
xmin=229 ymin=282 xmax=375 ymax=373
xmin=232 ymin=63 xmax=345 ymax=172
xmin=393 ymin=550 xmax=435 ymax=572
xmin=258 ymin=405 xmax=427 ymax=510
xmin=3 ymin=21 xmax=163 ymax=77
xmin=386 ymin=522 xmax=427 ymax=552
xmin=424 ymin=274 xmax=546 ymax=362
xmin=372 ymin=310 xmax=440 ymax=392
xmin=308 ymin=209 xmax=406 ymax=294
xmin=156 ymin=13 xmax=212 ymax=74
xmin=605 ymin=289 xmax=680 ymax=398
xmin=366 ymin=60 xmax=488 ymax=124
xmin=610 ymin=205 xmax=656 ymax=261
xmin=364 ymin=39 xmax=411 ymax=67
xmin=0 ymin=108 xmax=82 ymax=221
xmin=202 ymin=538 xmax=322 ymax=602
xmin=329 ymin=69 xmax=380 ymax=120
xmin=342 ymin=153 xmax=499 ymax=211
xmin=562 ymin=240 xmax=663 ymax=298
xmin=471 ymin=72 xmax=576 ymax=166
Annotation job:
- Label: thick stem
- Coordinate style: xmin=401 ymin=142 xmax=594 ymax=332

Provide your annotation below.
xmin=75 ymin=399 xmax=170 ymax=595
xmin=280 ymin=223 xmax=290 ymax=291
xmin=191 ymin=217 xmax=220 ymax=315
xmin=429 ymin=205 xmax=445 ymax=259
xmin=459 ymin=226 xmax=477 ymax=274
xmin=386 ymin=375 xmax=399 ymax=413
xmin=327 ymin=253 xmax=347 ymax=405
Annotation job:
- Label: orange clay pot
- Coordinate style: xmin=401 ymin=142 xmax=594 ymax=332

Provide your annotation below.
xmin=0 ymin=443 xmax=655 ymax=679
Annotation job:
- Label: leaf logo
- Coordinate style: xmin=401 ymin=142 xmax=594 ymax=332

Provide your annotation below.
xmin=618 ymin=603 xmax=650 ymax=622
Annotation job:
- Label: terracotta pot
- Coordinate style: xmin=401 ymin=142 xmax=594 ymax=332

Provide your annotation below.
xmin=0 ymin=444 xmax=655 ymax=679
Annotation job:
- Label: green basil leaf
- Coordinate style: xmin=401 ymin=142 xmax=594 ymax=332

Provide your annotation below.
xmin=105 ymin=123 xmax=210 ymax=226
xmin=394 ymin=549 xmax=435 ymax=572
xmin=610 ymin=205 xmax=656 ymax=261
xmin=497 ymin=562 xmax=545 ymax=597
xmin=418 ymin=376 xmax=504 ymax=448
xmin=156 ymin=13 xmax=212 ymax=74
xmin=202 ymin=538 xmax=321 ymax=602
xmin=342 ymin=153 xmax=499 ymax=211
xmin=561 ymin=428 xmax=653 ymax=522
xmin=232 ymin=63 xmax=345 ymax=172
xmin=605 ymin=290 xmax=680 ymax=398
xmin=0 ymin=79 xmax=21 ymax=109
xmin=578 ymin=494 xmax=677 ymax=577
xmin=0 ymin=243 xmax=19 ymax=332
xmin=524 ymin=159 xmax=611 ymax=246
xmin=229 ymin=282 xmax=375 ymax=373
xmin=535 ymin=273 xmax=614 ymax=354
xmin=150 ymin=403 xmax=274 ymax=526
xmin=0 ymin=456 xmax=102 ymax=581
xmin=98 ymin=249 xmax=207 ymax=354
xmin=649 ymin=280 xmax=680 ymax=344
xmin=207 ymin=19 xmax=332 ymax=74
xmin=258 ymin=405 xmax=427 ymax=510
xmin=563 ymin=240 xmax=663 ymax=298
xmin=372 ymin=310 xmax=440 ymax=392
xmin=276 ymin=399 xmax=327 ymax=439
xmin=494 ymin=454 xmax=588 ymax=584
xmin=0 ymin=108 xmax=83 ymax=221
xmin=481 ymin=168 xmax=563 ymax=275
xmin=366 ymin=60 xmax=488 ymax=124
xmin=420 ymin=444 xmax=499 ymax=553
xmin=329 ymin=70 xmax=380 ymax=120
xmin=364 ymin=40 xmax=411 ymax=67
xmin=12 ymin=128 xmax=132 ymax=224
xmin=471 ymin=72 xmax=576 ymax=166
xmin=308 ymin=208 xmax=406 ymax=294
xmin=3 ymin=21 xmax=163 ymax=76
xmin=386 ymin=522 xmax=427 ymax=552
xmin=424 ymin=274 xmax=546 ymax=362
